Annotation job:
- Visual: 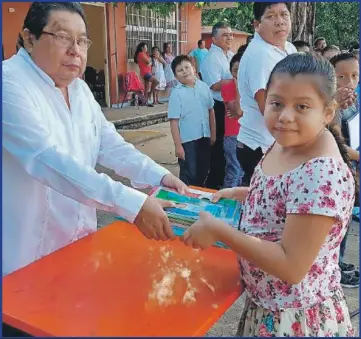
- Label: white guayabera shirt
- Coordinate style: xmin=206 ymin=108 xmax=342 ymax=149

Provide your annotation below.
xmin=2 ymin=48 xmax=170 ymax=276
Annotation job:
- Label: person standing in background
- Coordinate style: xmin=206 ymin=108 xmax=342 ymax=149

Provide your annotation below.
xmin=200 ymin=22 xmax=234 ymax=190
xmin=189 ymin=39 xmax=208 ymax=80
xmin=162 ymin=42 xmax=177 ymax=93
xmin=237 ymin=2 xmax=297 ymax=186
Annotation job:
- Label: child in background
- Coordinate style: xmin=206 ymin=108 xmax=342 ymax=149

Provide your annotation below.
xmin=330 ymin=52 xmax=360 ymax=288
xmin=168 ymin=55 xmax=216 ymax=187
xmin=151 ymin=46 xmax=166 ymax=105
xmin=162 ymin=42 xmax=178 ymax=92
xmin=134 ymin=42 xmax=159 ymax=107
xmin=321 ymin=45 xmax=341 ymax=60
xmin=182 ymin=53 xmax=355 ymax=336
xmin=221 ymin=52 xmax=244 ymax=188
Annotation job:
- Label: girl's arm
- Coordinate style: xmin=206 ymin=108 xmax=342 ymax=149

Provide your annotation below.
xmin=346 ymin=145 xmax=359 ymax=162
xmin=140 ymin=54 xmax=151 ymax=66
xmin=187 ymin=213 xmax=334 ymax=285
xmin=158 ymin=56 xmax=166 ymax=66
xmin=211 ymin=187 xmax=249 ymax=203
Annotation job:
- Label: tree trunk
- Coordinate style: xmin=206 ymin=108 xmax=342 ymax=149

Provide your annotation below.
xmin=290 ymin=2 xmax=316 ymax=46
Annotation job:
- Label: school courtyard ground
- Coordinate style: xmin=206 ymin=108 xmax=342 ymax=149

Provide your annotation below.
xmin=96 ymin=104 xmax=360 ymax=336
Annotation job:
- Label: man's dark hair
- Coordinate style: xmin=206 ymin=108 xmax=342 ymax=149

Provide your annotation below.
xmin=171 ymin=54 xmax=193 ymax=74
xmin=197 ymin=39 xmax=204 ymax=47
xmin=292 ymin=40 xmax=310 ymax=49
xmin=17 ymin=2 xmax=87 ymax=49
xmin=253 ymin=2 xmax=291 ymax=21
xmin=211 ymin=22 xmax=230 ymax=37
xmin=314 ymin=37 xmax=326 ymax=48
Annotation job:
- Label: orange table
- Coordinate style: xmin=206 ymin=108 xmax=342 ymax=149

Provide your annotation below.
xmin=3 ymin=221 xmax=242 ymax=337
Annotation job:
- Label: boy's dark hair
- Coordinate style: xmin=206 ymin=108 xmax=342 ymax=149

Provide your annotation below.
xmin=17 ymin=2 xmax=87 ymax=49
xmin=211 ymin=22 xmax=230 ymax=37
xmin=237 ymin=43 xmax=248 ymax=54
xmin=230 ymin=52 xmax=243 ymax=72
xmin=314 ymin=37 xmax=326 ymax=47
xmin=292 ymin=40 xmax=310 ymax=49
xmin=171 ymin=55 xmax=193 ymax=74
xmin=197 ymin=39 xmax=204 ymax=47
xmin=253 ymin=2 xmax=291 ymax=21
xmin=329 ymin=52 xmax=358 ymax=68
xmin=321 ymin=45 xmax=340 ymax=55
xmin=266 ymin=53 xmax=356 ymax=186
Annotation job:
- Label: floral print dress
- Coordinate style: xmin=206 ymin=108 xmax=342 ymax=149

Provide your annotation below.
xmin=237 ymin=157 xmax=355 ymax=337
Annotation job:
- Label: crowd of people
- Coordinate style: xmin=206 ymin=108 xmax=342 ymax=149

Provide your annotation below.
xmin=2 ymin=1 xmax=360 ymax=337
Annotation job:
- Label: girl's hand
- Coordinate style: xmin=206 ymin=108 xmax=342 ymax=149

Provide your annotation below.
xmin=211 ymin=188 xmax=235 ymax=202
xmin=181 ymin=212 xmax=219 ymax=249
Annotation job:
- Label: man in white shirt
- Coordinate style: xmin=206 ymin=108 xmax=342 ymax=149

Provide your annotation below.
xmin=2 ymin=2 xmax=187 ymax=276
xmin=237 ymin=2 xmax=297 ymax=186
xmin=200 ymin=22 xmax=234 ymax=189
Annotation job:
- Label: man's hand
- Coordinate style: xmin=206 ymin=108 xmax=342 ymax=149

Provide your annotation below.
xmin=134 ymin=197 xmax=175 ymax=241
xmin=336 ymin=87 xmax=357 ymax=109
xmin=175 ymin=144 xmax=185 ymax=160
xmin=161 ymin=173 xmax=188 ymax=194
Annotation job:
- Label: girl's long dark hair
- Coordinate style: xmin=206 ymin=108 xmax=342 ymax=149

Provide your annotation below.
xmin=266 ymin=53 xmax=358 ymax=196
xmin=162 ymin=42 xmax=172 ymax=59
xmin=151 ymin=46 xmax=159 ymax=67
xmin=134 ymin=42 xmax=146 ymax=64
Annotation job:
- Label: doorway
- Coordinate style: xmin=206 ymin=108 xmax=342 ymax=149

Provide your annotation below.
xmin=82 ymin=2 xmax=110 ymax=107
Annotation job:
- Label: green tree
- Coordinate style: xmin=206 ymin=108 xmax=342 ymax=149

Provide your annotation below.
xmin=202 ymin=2 xmax=359 ymax=49
xmin=315 ymin=2 xmax=359 ymax=49
xmin=201 ymin=2 xmax=254 ymax=33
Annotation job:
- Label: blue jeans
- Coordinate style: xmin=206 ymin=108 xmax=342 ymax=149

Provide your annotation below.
xmin=223 ymin=135 xmax=244 ymax=188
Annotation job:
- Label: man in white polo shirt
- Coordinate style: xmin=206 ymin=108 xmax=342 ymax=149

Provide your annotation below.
xmin=237 ymin=2 xmax=297 ymax=186
xmin=200 ymin=22 xmax=234 ymax=189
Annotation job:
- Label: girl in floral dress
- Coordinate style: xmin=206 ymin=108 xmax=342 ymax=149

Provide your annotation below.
xmin=181 ymin=53 xmax=356 ymax=337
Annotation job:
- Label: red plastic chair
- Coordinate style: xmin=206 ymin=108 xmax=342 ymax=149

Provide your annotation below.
xmin=121 ymin=72 xmax=145 ymax=108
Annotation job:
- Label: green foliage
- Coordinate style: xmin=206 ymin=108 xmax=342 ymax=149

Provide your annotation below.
xmin=202 ymin=2 xmax=254 ymax=33
xmin=202 ymin=2 xmax=360 ymax=48
xmin=315 ymin=2 xmax=359 ymax=50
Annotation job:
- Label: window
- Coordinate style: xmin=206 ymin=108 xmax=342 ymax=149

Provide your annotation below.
xmin=126 ymin=4 xmax=187 ymax=61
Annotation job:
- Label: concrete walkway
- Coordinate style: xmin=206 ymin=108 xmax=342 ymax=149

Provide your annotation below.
xmin=103 ymin=103 xmax=168 ymax=124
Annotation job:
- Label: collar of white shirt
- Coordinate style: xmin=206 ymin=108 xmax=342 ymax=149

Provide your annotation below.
xmin=253 ymin=32 xmax=292 ymax=55
xmin=209 ymin=43 xmax=233 ymax=58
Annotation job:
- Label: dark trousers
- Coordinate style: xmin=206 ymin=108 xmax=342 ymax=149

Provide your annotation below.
xmin=205 ymin=99 xmax=226 ymax=190
xmin=236 ymin=143 xmax=263 ymax=187
xmin=179 ymin=137 xmax=211 ymax=187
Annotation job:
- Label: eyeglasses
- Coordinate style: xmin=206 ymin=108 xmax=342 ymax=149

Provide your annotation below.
xmin=41 ymin=31 xmax=92 ymax=50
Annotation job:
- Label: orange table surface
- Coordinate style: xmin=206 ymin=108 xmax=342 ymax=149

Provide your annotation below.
xmin=3 ymin=221 xmax=242 ymax=337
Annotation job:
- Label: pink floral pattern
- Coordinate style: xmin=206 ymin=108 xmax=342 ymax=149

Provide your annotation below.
xmin=237 ymin=157 xmax=355 ymax=336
